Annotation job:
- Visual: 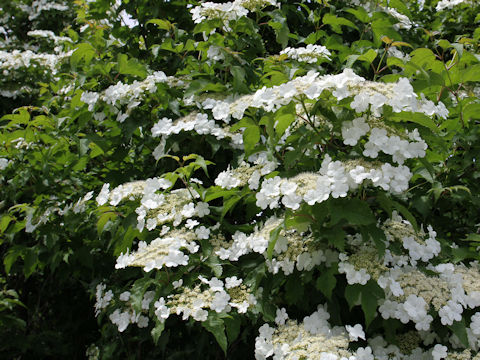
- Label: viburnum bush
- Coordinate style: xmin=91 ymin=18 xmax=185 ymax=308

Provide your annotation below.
xmin=1 ymin=0 xmax=480 ymax=359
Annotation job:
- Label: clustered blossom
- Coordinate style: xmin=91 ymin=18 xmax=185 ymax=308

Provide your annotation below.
xmin=0 ymin=49 xmax=73 ymax=74
xmin=27 ymin=30 xmax=72 ymax=45
xmin=214 ymin=215 xmax=336 ymax=275
xmin=94 ymin=283 xmax=113 ymax=317
xmin=436 ymin=0 xmax=472 ymax=11
xmin=115 ymin=227 xmax=200 ymax=272
xmin=381 ymin=7 xmax=414 ymax=30
xmin=154 ymin=276 xmax=256 ymax=323
xmin=255 ymin=154 xmax=412 ymax=211
xmin=18 ymin=0 xmax=69 ymax=21
xmin=151 ymin=113 xmax=243 ymax=148
xmin=80 ymin=71 xmax=172 ymax=121
xmin=107 ymin=290 xmax=153 ymax=332
xmin=197 ymin=69 xmax=448 ymax=125
xmin=190 ymin=0 xmax=278 ymax=26
xmin=214 ymin=160 xmax=276 ymax=190
xmin=342 ymin=117 xmax=428 ymax=164
xmin=255 ymin=304 xmax=370 ymax=360
xmin=280 ymin=44 xmax=332 ymax=63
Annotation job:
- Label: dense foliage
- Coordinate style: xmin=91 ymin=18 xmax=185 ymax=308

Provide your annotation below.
xmin=1 ymin=0 xmax=480 ymax=359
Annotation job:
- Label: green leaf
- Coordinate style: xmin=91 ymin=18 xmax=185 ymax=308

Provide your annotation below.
xmin=4 ymin=246 xmax=24 ymax=274
xmin=346 ymin=7 xmax=370 ymax=23
xmin=224 ymin=316 xmax=241 ymax=343
xmin=323 ymin=13 xmax=358 ymax=34
xmin=97 ymin=211 xmax=116 ymax=234
xmin=371 ymin=18 xmax=401 ymax=46
xmin=390 ymin=200 xmax=418 ymax=231
xmin=0 ymin=215 xmax=12 ymax=233
xmin=388 ymin=112 xmax=439 ymax=132
xmin=117 ymin=54 xmax=148 ymax=78
xmin=357 ymin=49 xmax=377 ymax=64
xmin=146 ymin=19 xmax=172 ymax=31
xmin=243 ymin=125 xmax=260 ymax=157
xmin=221 ymin=194 xmax=242 ymax=220
xmin=231 ymin=66 xmax=248 ymax=93
xmin=461 ymin=64 xmax=480 ymax=83
xmin=268 ymin=10 xmax=290 ymax=48
xmin=202 ymin=312 xmax=228 ymax=354
xmin=23 ymin=248 xmax=38 ymax=278
xmin=329 ymin=198 xmax=376 ymax=226
xmin=274 ymin=103 xmax=295 ymax=138
xmin=71 ymin=43 xmax=96 ymax=68
xmin=285 ymin=275 xmax=304 ymax=305
xmin=448 ymin=318 xmax=469 ymax=347
xmin=151 ymin=320 xmax=165 ymax=345
xmin=316 ymin=266 xmax=337 ymax=300
xmin=361 ymin=280 xmax=383 ymax=327
xmin=361 ymin=224 xmax=386 ymax=257
xmin=267 ymin=225 xmax=283 ymax=260
xmin=345 ymin=284 xmax=362 ymax=309
xmin=322 ymin=226 xmax=346 ymax=251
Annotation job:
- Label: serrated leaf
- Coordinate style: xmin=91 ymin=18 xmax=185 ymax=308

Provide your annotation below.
xmin=97 ymin=212 xmax=116 ymax=234
xmin=345 ymin=284 xmax=362 ymax=309
xmin=323 ymin=13 xmax=358 ymax=34
xmin=146 ymin=19 xmax=172 ymax=31
xmin=224 ymin=316 xmax=241 ymax=343
xmin=448 ymin=318 xmax=469 ymax=347
xmin=361 ymin=280 xmax=383 ymax=327
xmin=0 ymin=215 xmax=12 ymax=233
xmin=267 ymin=225 xmax=283 ymax=260
xmin=203 ymin=312 xmax=228 ymax=354
xmin=151 ymin=320 xmax=165 ymax=345
xmin=243 ymin=125 xmax=260 ymax=157
xmin=316 ymin=266 xmax=337 ymax=300
xmin=329 ymin=198 xmax=376 ymax=226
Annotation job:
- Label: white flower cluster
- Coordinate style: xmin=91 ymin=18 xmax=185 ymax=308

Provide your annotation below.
xmin=255 ymin=155 xmax=412 ymax=212
xmin=96 ymin=178 xmax=172 ymax=207
xmin=199 ymin=69 xmax=448 ymax=124
xmin=379 ymin=294 xmax=434 ymax=331
xmin=190 ymin=0 xmax=278 ymax=26
xmin=280 ymin=44 xmax=332 ymax=63
xmin=80 ymin=71 xmax=170 ymax=120
xmin=381 ymin=7 xmax=414 ymax=30
xmin=214 ymin=159 xmax=276 ymax=191
xmin=255 ymin=304 xmax=373 ymax=360
xmin=342 ymin=117 xmax=428 ymax=165
xmin=151 ymin=113 xmax=243 ymax=147
xmin=436 ymin=0 xmax=472 ymax=11
xmin=215 ymin=216 xmax=333 ymax=275
xmin=0 ymin=49 xmax=73 ymax=74
xmin=107 ymin=290 xmax=153 ymax=332
xmin=27 ymin=30 xmax=72 ymax=45
xmin=155 ymin=276 xmax=256 ymax=323
xmin=338 ymin=253 xmax=372 ymax=285
xmin=115 ymin=228 xmax=200 ymax=272
xmin=18 ymin=0 xmax=69 ymax=21
xmin=402 ymin=225 xmax=441 ymax=263
xmin=94 ymin=283 xmax=113 ymax=317
xmin=0 ymin=158 xmax=10 ymax=170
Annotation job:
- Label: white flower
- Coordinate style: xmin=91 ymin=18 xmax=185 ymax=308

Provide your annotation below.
xmin=431 ymin=344 xmax=448 ymax=360
xmin=195 ymin=202 xmax=210 ymax=217
xmin=345 ymin=324 xmax=365 ymax=341
xmin=96 ymin=183 xmax=110 ymax=205
xmin=275 ymin=308 xmax=288 ymax=325
xmin=119 ymin=291 xmax=131 ymax=301
xmin=225 ymin=276 xmax=242 ymax=288
xmin=195 ymin=226 xmax=210 ymax=239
